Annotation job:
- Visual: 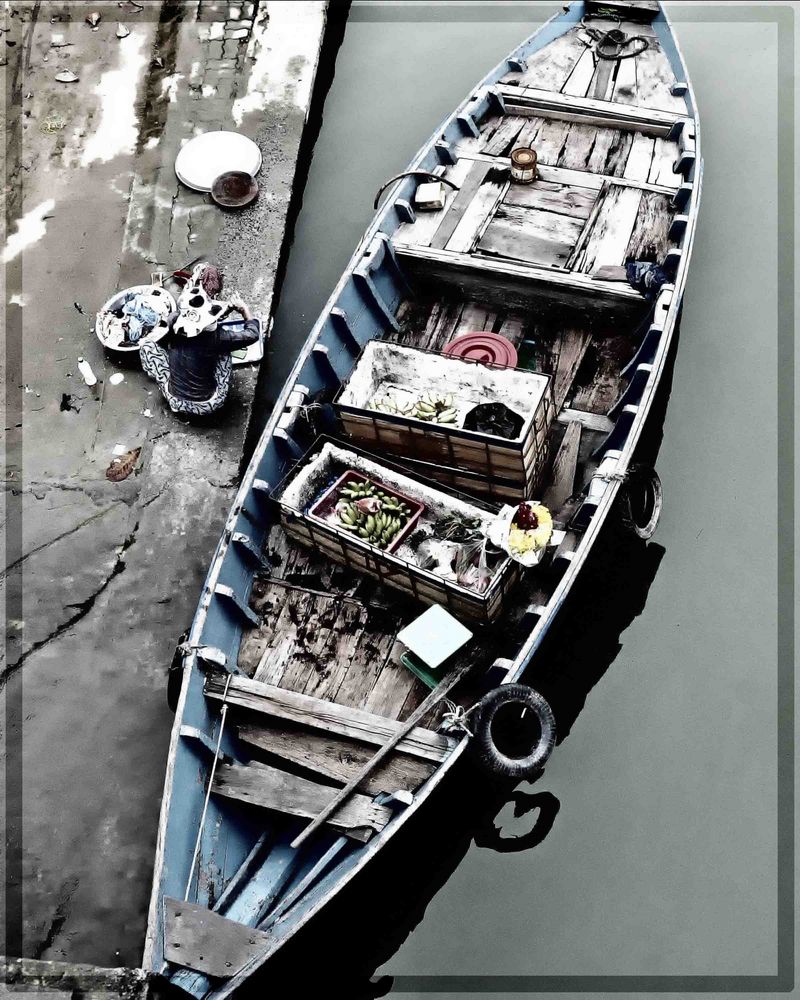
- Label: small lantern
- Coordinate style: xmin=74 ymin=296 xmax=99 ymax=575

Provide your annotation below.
xmin=510 ymin=146 xmax=538 ymax=184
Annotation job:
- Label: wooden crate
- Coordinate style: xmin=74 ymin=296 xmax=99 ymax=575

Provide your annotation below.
xmin=274 ymin=440 xmax=520 ymax=625
xmin=334 ymin=342 xmax=556 ymax=501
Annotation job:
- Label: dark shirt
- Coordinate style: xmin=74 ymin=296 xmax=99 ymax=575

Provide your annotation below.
xmin=167 ymin=318 xmax=260 ymax=402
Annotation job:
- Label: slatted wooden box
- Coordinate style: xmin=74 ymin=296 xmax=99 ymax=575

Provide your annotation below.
xmin=274 ymin=440 xmax=519 ymax=624
xmin=334 ymin=342 xmax=556 ymax=502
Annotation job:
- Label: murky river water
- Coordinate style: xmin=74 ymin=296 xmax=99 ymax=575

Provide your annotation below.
xmin=255 ymin=5 xmax=783 ymax=996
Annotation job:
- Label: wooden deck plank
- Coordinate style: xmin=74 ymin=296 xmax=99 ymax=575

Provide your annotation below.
xmin=205 ymin=673 xmax=451 ymax=762
xmin=531 ymin=118 xmax=572 ymax=166
xmin=557 ymin=122 xmax=600 ymax=171
xmin=626 ymin=190 xmax=674 ymax=262
xmin=562 ymin=46 xmax=597 ymax=98
xmin=430 ymin=161 xmax=493 ymax=250
xmin=503 ymin=180 xmax=598 ymax=220
xmin=237 ymin=722 xmax=436 ymax=796
xmin=478 ymin=204 xmax=584 ymax=268
xmin=542 ymin=420 xmax=582 ymax=509
xmin=631 ymin=42 xmax=687 ymax=114
xmin=393 ymin=156 xmax=475 ymax=249
xmin=502 ymin=29 xmax=588 ymax=91
xmin=571 ymin=184 xmax=643 ymax=273
xmin=552 ymin=328 xmax=593 ymax=409
xmin=612 ymin=51 xmax=638 ymax=104
xmin=446 ymin=168 xmax=508 ymax=254
xmin=647 ymin=137 xmax=681 ymax=188
xmin=623 ymin=132 xmax=656 ymax=182
xmin=482 ymin=115 xmax=528 ymax=156
xmin=212 ymin=761 xmax=392 ymax=840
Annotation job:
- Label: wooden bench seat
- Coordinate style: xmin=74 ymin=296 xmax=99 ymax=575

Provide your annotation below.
xmin=204 ymin=672 xmax=451 ymax=763
xmin=212 ymin=760 xmax=393 ymax=842
xmin=394 ymin=242 xmax=645 ymax=314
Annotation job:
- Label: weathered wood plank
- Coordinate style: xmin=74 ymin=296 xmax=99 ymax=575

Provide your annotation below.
xmin=446 ymin=168 xmax=508 ymax=253
xmin=591 ymin=54 xmax=615 ymax=101
xmin=395 ymin=243 xmax=645 ymax=310
xmin=479 ymin=204 xmax=584 ymax=268
xmin=515 ymin=115 xmax=545 ymax=150
xmin=558 ymin=407 xmax=615 ymax=433
xmin=532 ymin=118 xmax=572 ymax=165
xmin=482 ymin=115 xmax=527 ymax=156
xmin=393 ymin=157 xmax=474 ymax=249
xmin=238 ymin=722 xmax=436 ymax=796
xmin=503 ymin=180 xmax=597 ymax=220
xmin=612 ymin=52 xmax=638 ymax=104
xmin=205 ymin=673 xmax=450 ymax=762
xmin=626 ymin=190 xmax=674 ymax=262
xmin=562 ymin=46 xmax=596 ymax=98
xmin=631 ymin=42 xmax=687 ymax=113
xmin=502 ymin=29 xmax=588 ymax=91
xmin=164 ymin=898 xmax=270 ymax=978
xmin=543 ymin=420 xmax=582 ymax=510
xmin=431 ymin=160 xmax=492 ymax=250
xmin=558 ymin=122 xmax=600 ymax=171
xmin=647 ymin=137 xmax=681 ymax=188
xmin=623 ymin=132 xmax=656 ymax=182
xmin=499 ymin=84 xmax=690 ymax=136
xmin=571 ymin=184 xmax=643 ymax=273
xmin=552 ymin=328 xmax=593 ymax=409
xmin=212 ymin=761 xmax=392 ymax=840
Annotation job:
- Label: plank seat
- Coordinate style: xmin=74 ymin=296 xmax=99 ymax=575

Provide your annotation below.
xmin=204 ymin=672 xmax=451 ymax=764
xmin=394 ymin=243 xmax=646 ymax=314
xmin=211 ymin=760 xmax=393 ymax=842
xmin=497 ymin=85 xmax=689 ymax=137
xmin=237 ymin=721 xmax=436 ymax=796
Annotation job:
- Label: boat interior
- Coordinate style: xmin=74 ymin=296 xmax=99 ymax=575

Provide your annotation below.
xmin=153 ymin=5 xmax=698 ymax=991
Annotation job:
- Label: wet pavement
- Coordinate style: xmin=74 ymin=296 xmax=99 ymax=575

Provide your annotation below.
xmin=2 ymin=0 xmax=328 ymax=968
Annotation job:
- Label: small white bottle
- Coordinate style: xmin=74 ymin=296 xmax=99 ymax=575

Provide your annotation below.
xmin=77 ymin=357 xmax=97 ymax=387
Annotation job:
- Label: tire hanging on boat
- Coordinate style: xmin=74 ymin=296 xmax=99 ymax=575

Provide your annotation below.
xmin=619 ymin=465 xmax=663 ymax=540
xmin=471 ymin=684 xmax=556 ymax=780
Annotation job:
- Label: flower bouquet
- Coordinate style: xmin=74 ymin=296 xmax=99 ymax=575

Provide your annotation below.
xmin=486 ymin=501 xmax=554 ymax=567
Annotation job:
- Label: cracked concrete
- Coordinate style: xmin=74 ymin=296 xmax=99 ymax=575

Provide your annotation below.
xmin=2 ymin=0 xmax=330 ymax=972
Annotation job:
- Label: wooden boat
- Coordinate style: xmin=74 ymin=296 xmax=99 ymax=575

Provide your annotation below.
xmin=144 ymin=1 xmax=701 ymax=993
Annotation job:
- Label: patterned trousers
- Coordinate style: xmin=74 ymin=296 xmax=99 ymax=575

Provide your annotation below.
xmin=140 ymin=341 xmax=232 ymax=416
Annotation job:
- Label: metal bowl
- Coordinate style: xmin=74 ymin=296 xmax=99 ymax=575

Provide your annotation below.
xmin=210 ymin=171 xmax=259 ymax=209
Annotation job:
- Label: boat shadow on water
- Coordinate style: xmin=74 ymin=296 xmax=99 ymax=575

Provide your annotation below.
xmin=229 ymin=337 xmax=678 ymax=1000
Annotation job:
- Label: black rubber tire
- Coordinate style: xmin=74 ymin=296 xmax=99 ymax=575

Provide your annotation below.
xmin=471 ymin=684 xmax=556 ymax=780
xmin=620 ymin=466 xmax=663 ymax=540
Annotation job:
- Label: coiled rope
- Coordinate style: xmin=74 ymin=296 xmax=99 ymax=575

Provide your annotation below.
xmin=580 ymin=15 xmax=649 ymax=60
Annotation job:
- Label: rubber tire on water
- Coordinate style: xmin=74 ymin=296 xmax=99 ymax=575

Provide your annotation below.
xmin=620 ymin=466 xmax=663 ymax=540
xmin=471 ymin=684 xmax=556 ymax=780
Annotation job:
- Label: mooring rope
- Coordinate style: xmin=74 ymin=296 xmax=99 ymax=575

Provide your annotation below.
xmin=184 ymin=672 xmax=232 ymax=902
xmin=580 ymin=15 xmax=649 ymax=60
xmin=439 ymin=697 xmax=478 ymax=736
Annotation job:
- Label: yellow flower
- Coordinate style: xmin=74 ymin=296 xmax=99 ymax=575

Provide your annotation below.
xmin=509 ymin=502 xmax=553 ymax=554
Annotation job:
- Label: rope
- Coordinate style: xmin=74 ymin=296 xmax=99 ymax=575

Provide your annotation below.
xmin=184 ymin=673 xmax=232 ymax=901
xmin=579 ymin=16 xmax=649 ymax=61
xmin=438 ymin=697 xmax=479 ymax=736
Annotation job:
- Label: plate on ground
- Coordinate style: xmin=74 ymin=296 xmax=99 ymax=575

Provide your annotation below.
xmin=175 ymin=132 xmax=262 ymax=193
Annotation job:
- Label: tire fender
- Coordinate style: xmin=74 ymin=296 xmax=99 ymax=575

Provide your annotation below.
xmin=471 ymin=684 xmax=556 ymax=780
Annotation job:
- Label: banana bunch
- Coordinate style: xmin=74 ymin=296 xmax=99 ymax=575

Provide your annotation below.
xmin=366 ymin=394 xmax=414 ymax=416
xmin=411 ymin=393 xmax=458 ymax=425
xmin=335 ymin=479 xmax=413 ymax=549
xmin=339 ymin=479 xmax=378 ymax=500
